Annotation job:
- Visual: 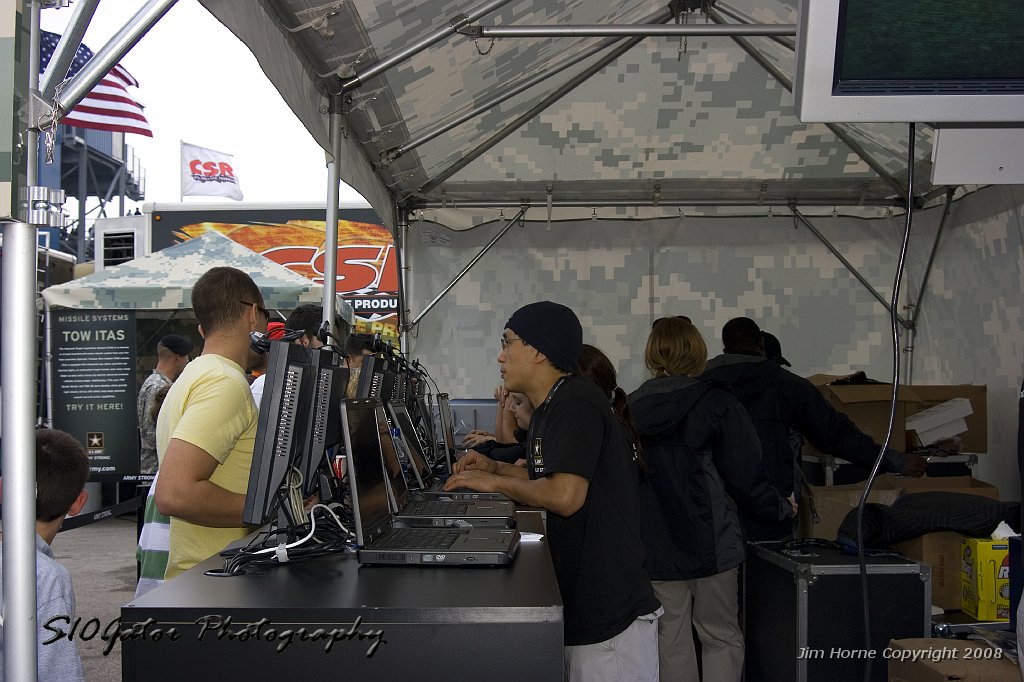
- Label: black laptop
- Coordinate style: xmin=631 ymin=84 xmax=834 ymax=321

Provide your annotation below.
xmin=342 ymin=399 xmax=520 ymax=566
xmin=381 ymin=403 xmax=515 ymax=528
xmin=387 ymin=401 xmax=509 ymax=501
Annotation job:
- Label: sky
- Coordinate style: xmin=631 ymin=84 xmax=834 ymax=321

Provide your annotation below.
xmin=39 ymin=0 xmax=368 ymax=209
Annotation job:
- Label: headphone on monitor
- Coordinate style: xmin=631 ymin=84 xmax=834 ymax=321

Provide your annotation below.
xmin=248 ymin=328 xmax=308 ymax=355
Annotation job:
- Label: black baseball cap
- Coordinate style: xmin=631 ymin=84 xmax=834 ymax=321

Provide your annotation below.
xmin=159 ymin=334 xmax=194 ymax=357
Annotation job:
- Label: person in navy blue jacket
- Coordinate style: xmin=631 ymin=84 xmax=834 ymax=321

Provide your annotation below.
xmin=630 ymin=316 xmax=792 ymax=682
xmin=702 ymin=317 xmax=925 ymax=541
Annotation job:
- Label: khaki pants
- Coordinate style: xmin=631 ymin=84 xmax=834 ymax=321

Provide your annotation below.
xmin=653 ymin=568 xmax=743 ymax=682
xmin=564 ymin=606 xmax=663 ymax=682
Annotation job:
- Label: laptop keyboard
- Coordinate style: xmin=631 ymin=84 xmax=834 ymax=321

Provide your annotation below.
xmin=408 ymin=500 xmax=470 ymax=516
xmin=374 ymin=528 xmax=463 ymax=550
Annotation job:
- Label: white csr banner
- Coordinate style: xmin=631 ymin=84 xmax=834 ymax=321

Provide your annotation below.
xmin=181 ymin=141 xmax=243 ymax=200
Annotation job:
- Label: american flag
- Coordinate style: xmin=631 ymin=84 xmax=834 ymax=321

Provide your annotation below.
xmin=39 ymin=30 xmax=153 ymax=137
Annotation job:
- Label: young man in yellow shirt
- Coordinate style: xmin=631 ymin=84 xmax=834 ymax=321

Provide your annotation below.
xmin=153 ymin=266 xmax=269 ymax=579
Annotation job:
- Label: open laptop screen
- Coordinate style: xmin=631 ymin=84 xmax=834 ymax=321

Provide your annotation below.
xmin=341 ymin=399 xmax=391 ymax=544
xmin=387 ymin=402 xmax=433 ymax=488
xmin=437 ymin=393 xmax=458 ymax=468
xmin=376 ymin=404 xmax=411 ymax=508
xmin=415 ymin=393 xmax=437 ymax=464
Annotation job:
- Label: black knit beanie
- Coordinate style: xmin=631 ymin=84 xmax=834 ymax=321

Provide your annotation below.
xmin=505 ymin=301 xmax=582 ymax=372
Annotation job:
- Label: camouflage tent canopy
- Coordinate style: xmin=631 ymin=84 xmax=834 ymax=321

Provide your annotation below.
xmin=198 ymin=0 xmax=951 ymax=228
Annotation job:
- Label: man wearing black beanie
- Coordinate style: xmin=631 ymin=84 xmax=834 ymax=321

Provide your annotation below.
xmin=446 ymin=301 xmax=661 ymax=681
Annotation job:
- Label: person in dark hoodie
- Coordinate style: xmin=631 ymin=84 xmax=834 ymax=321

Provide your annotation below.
xmin=701 ymin=317 xmax=926 ymax=541
xmin=629 ymin=316 xmax=793 ymax=682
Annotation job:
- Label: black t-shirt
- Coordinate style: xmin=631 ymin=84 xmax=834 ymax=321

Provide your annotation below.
xmin=527 ymin=375 xmax=660 ymax=646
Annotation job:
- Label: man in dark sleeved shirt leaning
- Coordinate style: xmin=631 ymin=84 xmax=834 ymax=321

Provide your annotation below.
xmin=702 ymin=317 xmax=925 ymax=541
xmin=446 ymin=301 xmax=662 ymax=682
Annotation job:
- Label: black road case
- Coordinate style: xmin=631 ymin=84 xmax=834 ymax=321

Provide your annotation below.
xmin=744 ymin=541 xmax=931 ymax=682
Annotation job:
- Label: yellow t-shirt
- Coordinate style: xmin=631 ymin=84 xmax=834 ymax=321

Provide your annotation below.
xmin=156 ymin=354 xmax=257 ymax=579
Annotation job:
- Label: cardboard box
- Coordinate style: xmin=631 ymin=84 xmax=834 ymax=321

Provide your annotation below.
xmin=887 ymin=638 xmax=1021 ymax=681
xmin=804 ymin=374 xmax=921 ymax=456
xmin=906 ymin=385 xmax=988 ymax=452
xmin=799 ymin=479 xmax=902 ymax=540
xmin=906 ymin=397 xmax=972 ymax=445
xmin=892 ymin=474 xmax=999 ymax=500
xmin=892 ymin=532 xmax=963 ymax=610
xmin=961 ymin=536 xmax=1011 ymax=621
xmin=801 ymin=475 xmax=1001 ymax=541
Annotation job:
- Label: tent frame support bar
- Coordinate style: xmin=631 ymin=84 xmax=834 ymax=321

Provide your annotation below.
xmin=707 ymin=8 xmax=908 ymax=199
xmin=27 ymin=2 xmax=41 ymax=187
xmin=396 ymin=207 xmax=411 ymax=347
xmin=418 ymin=27 xmax=658 ymax=196
xmin=390 ymin=7 xmax=672 ymax=161
xmin=410 ymin=205 xmax=527 ymax=329
xmin=33 ymin=0 xmax=179 ymax=131
xmin=39 ymin=0 xmax=100 ymax=102
xmin=414 ymin=198 xmax=899 ymax=209
xmin=475 ymin=23 xmax=795 ymax=38
xmin=339 ymin=0 xmax=516 ymax=94
xmin=714 ymin=1 xmax=794 ymax=49
xmin=790 ymin=206 xmax=911 ymax=329
xmin=902 ymin=188 xmax=955 ymax=382
xmin=323 ymin=95 xmax=344 ymax=335
xmin=909 ymin=188 xmax=955 ymax=332
xmin=1 ymin=221 xmax=41 ymax=682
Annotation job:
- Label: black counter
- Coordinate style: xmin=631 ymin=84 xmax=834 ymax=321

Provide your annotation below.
xmin=121 ymin=511 xmax=562 ymax=680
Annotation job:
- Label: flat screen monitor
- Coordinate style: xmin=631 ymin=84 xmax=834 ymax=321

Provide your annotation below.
xmin=794 ymin=0 xmax=1024 ymax=122
xmin=355 ymin=354 xmax=386 ymax=400
xmin=380 ymin=365 xmax=398 ymax=405
xmin=243 ymin=342 xmax=315 ymax=526
xmin=296 ymin=349 xmax=348 ymax=497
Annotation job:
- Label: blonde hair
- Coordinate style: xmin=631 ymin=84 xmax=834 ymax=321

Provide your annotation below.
xmin=644 ymin=317 xmax=708 ymax=377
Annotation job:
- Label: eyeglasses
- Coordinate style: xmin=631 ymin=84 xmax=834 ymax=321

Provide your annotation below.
xmin=500 ymin=335 xmax=525 ymax=350
xmin=239 ymin=300 xmax=270 ymax=322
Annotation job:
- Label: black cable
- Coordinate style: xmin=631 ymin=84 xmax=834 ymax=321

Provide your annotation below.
xmin=855 ymin=122 xmax=916 ymax=682
xmin=315 ymin=320 xmax=349 ymax=358
xmin=208 ymin=504 xmax=357 ymax=576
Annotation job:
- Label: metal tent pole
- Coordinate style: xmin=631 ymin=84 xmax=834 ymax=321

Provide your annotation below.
xmin=323 ymin=96 xmax=343 ymax=335
xmin=34 ymin=0 xmax=179 ymax=130
xmin=419 ymin=29 xmax=654 ymax=195
xmin=395 ymin=206 xmax=410 ymax=349
xmin=339 ymin=0 xmax=516 ymax=93
xmin=790 ymin=206 xmax=910 ymax=329
xmin=904 ymin=189 xmax=956 ymax=384
xmin=411 ymin=205 xmax=527 ymax=328
xmin=38 ymin=0 xmax=99 ymax=102
xmin=707 ymin=8 xmax=908 ymax=199
xmin=26 ymin=1 xmax=41 ymax=187
xmin=909 ymin=188 xmax=956 ymax=331
xmin=415 ymin=197 xmax=898 ymax=209
xmin=390 ymin=8 xmax=672 ymax=161
xmin=476 ymin=23 xmax=795 ymax=38
xmin=714 ymin=2 xmax=795 ymax=49
xmin=1 ymin=221 xmax=41 ymax=682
